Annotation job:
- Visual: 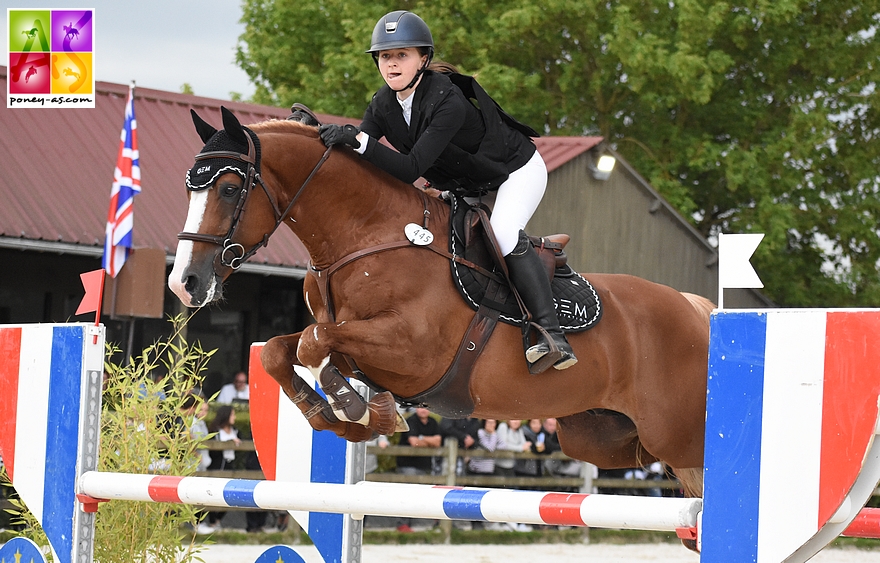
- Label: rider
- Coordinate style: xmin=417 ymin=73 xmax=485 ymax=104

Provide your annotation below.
xmin=318 ymin=10 xmax=577 ymax=375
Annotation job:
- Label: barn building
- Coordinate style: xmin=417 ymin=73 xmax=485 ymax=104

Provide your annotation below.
xmin=0 ymin=66 xmax=767 ymax=395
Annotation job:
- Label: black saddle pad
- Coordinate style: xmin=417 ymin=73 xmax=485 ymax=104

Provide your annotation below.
xmin=447 ymin=196 xmax=602 ymax=332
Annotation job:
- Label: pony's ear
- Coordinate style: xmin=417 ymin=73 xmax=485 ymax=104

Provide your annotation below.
xmin=190 ymin=109 xmax=217 ymax=143
xmin=220 ymin=106 xmax=249 ymax=147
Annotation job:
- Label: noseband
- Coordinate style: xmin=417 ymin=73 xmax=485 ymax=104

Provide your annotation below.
xmin=177 ymin=129 xmax=333 ymax=271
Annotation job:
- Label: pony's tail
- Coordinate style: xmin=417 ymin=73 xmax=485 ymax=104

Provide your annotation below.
xmin=681 ymin=292 xmax=715 ymax=327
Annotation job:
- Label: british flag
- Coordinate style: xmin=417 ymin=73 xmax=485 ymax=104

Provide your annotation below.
xmin=102 ymin=83 xmax=140 ymax=277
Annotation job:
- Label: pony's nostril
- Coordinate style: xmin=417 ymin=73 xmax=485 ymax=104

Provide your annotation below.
xmin=184 ymin=274 xmax=199 ymax=294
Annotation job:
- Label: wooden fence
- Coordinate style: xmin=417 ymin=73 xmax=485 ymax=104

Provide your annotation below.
xmin=192 ymin=438 xmax=682 ymax=493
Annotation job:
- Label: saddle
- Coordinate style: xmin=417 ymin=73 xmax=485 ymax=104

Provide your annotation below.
xmin=400 ymin=196 xmax=602 ymax=418
xmin=448 ymin=195 xmax=602 ymax=332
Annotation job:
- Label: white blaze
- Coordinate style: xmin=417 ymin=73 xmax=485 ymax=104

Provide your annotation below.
xmin=168 ymin=190 xmax=216 ymax=306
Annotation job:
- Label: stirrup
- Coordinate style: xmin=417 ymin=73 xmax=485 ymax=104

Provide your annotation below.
xmin=524 ymin=325 xmax=578 ymax=374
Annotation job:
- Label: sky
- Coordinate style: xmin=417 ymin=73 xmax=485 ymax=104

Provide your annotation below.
xmin=3 ymin=0 xmax=256 ymax=101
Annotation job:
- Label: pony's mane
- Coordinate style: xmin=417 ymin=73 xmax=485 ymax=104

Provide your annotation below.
xmin=249 ymin=118 xmax=319 ymax=138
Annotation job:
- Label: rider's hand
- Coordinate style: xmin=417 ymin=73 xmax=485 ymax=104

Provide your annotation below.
xmin=319 ymin=124 xmax=361 ymax=149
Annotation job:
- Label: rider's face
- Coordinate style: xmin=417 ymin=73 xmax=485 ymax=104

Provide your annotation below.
xmin=377 ymin=48 xmax=426 ymax=96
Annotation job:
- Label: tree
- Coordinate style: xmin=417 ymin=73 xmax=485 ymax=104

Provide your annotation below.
xmin=236 ymin=0 xmax=880 ymax=306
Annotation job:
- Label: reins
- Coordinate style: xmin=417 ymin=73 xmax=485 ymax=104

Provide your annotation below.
xmin=178 ymin=130 xmax=333 ymax=270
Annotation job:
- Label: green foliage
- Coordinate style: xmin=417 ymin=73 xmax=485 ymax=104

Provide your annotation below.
xmin=236 ymin=0 xmax=880 ymax=306
xmin=96 ymin=315 xmax=215 ymax=563
xmin=1 ymin=315 xmax=216 ymax=562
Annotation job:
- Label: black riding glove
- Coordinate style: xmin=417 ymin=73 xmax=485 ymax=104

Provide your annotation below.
xmin=318 ymin=124 xmax=361 ymax=149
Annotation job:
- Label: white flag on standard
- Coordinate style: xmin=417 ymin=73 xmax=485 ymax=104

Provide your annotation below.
xmin=718 ymin=233 xmax=764 ymax=309
xmin=719 ymin=233 xmax=764 ymax=289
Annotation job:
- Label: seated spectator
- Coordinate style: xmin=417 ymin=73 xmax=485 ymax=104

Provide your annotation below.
xmin=217 ymin=371 xmax=249 ymax=404
xmin=467 ymin=419 xmax=505 ymax=475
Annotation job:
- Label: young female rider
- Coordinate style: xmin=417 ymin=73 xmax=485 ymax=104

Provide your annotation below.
xmin=319 ymin=10 xmax=577 ymax=376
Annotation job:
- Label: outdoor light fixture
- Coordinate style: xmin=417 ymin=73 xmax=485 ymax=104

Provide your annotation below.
xmin=588 ymin=147 xmax=616 ymax=181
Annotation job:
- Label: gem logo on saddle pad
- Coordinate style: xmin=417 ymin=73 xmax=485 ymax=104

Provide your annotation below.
xmin=702 ymin=310 xmax=880 ymax=563
xmin=448 ymin=198 xmax=601 ymax=331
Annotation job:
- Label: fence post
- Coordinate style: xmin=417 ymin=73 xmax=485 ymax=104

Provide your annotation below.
xmin=440 ymin=438 xmax=458 ymax=543
xmin=581 ymin=462 xmax=597 ymax=543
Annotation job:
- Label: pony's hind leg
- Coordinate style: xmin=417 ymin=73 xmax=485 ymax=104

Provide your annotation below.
xmin=261 ymin=333 xmax=374 ymax=442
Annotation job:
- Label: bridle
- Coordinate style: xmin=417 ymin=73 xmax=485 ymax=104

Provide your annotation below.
xmin=177 ymin=128 xmax=333 ymax=271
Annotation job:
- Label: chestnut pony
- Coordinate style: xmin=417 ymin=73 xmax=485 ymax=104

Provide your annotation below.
xmin=169 ymin=108 xmax=712 ymax=498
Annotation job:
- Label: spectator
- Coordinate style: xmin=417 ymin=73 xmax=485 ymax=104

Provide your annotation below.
xmin=467 ymin=419 xmax=505 ymax=475
xmin=395 ymin=407 xmax=441 ymax=532
xmin=519 ymin=418 xmax=547 ymax=479
xmin=182 ymin=391 xmax=211 ymax=473
xmin=542 ymin=418 xmax=562 ymax=456
xmin=439 ymin=416 xmax=480 ymax=476
xmin=217 ymin=371 xmax=249 ymax=404
xmin=542 ymin=418 xmax=582 ymax=487
xmin=203 ymin=405 xmax=241 ymax=531
xmin=496 ymin=419 xmax=530 ymax=477
xmin=396 ymin=407 xmax=442 ymax=476
xmin=494 ymin=419 xmax=533 ymax=532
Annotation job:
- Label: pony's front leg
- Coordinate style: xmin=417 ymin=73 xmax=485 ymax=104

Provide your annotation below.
xmin=297 ymin=320 xmax=406 ymax=437
xmin=261 ymin=333 xmax=374 ymax=442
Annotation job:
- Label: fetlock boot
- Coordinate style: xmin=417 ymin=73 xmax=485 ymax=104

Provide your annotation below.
xmin=318 ymin=362 xmax=370 ymax=425
xmin=318 ymin=362 xmax=401 ymax=436
xmin=505 ymin=230 xmax=578 ymax=374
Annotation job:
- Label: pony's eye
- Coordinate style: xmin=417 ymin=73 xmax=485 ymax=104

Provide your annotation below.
xmin=221 ymin=183 xmax=241 ymax=198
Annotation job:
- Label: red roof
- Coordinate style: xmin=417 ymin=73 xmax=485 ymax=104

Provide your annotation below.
xmin=534 ymin=136 xmax=603 ymax=173
xmin=0 ymin=65 xmax=600 ymax=270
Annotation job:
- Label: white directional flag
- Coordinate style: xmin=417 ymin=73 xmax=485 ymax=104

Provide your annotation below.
xmin=718 ymin=233 xmax=764 ymax=308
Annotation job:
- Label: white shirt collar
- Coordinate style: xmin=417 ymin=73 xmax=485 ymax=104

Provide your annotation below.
xmin=396 ymin=93 xmax=414 ymax=126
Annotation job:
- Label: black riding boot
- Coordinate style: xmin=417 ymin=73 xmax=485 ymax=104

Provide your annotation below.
xmin=505 ymin=230 xmax=578 ymax=374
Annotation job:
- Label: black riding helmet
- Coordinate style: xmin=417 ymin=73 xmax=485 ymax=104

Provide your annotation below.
xmin=367 ymin=11 xmax=434 ymax=92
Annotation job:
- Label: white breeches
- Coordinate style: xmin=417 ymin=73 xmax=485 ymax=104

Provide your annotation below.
xmin=465 ymin=150 xmax=548 ymax=256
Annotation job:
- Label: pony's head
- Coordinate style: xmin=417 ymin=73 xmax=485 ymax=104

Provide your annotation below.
xmin=168 ymin=107 xmax=276 ymax=307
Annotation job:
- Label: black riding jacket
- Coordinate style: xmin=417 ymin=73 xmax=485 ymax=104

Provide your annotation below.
xmin=359 ymin=70 xmax=537 ymax=196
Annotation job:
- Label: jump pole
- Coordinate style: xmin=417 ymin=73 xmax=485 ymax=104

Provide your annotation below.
xmin=77 ymin=473 xmax=702 ymax=533
xmin=5 ymin=311 xmax=880 ymax=563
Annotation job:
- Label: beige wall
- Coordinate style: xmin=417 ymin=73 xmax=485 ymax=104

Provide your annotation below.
xmin=527 ymin=149 xmax=770 ymax=308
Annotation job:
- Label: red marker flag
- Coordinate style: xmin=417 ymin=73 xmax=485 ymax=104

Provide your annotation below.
xmin=76 ymin=269 xmax=105 ymax=316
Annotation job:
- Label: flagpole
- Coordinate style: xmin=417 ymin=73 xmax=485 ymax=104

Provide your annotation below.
xmin=718 ymin=233 xmax=725 ymax=310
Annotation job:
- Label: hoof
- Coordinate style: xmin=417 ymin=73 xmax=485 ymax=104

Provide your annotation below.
xmin=337 ymin=422 xmax=375 ymax=443
xmin=680 ymin=538 xmax=698 ymax=553
xmin=394 ymin=412 xmax=409 ymax=433
xmin=367 ymin=391 xmax=398 ymax=436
